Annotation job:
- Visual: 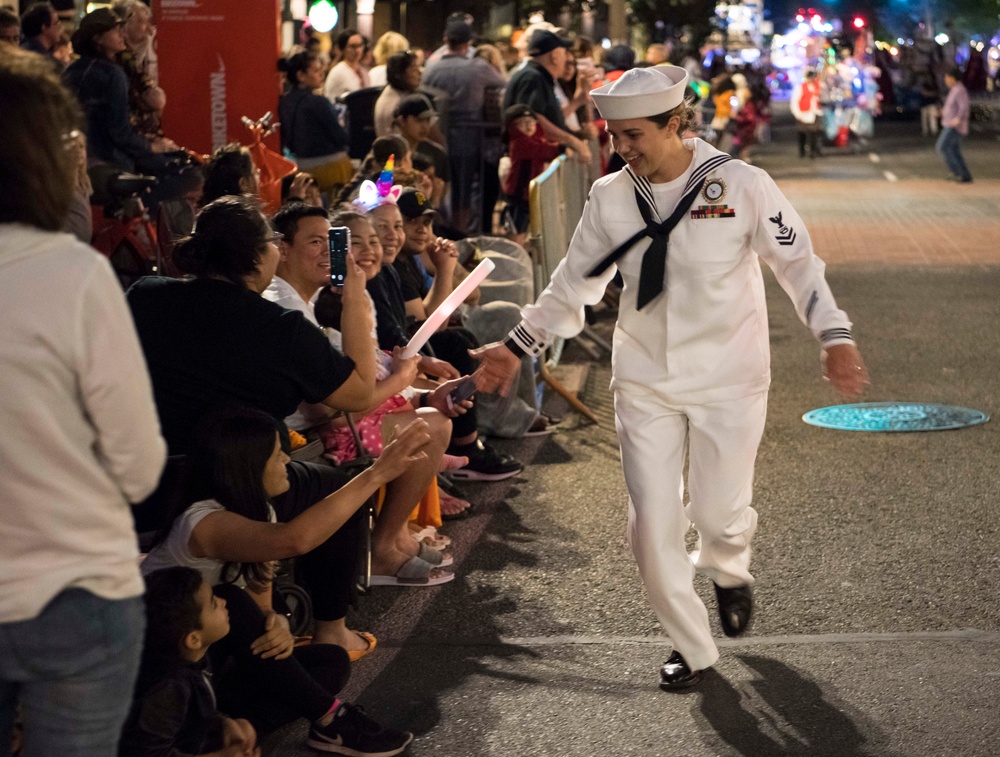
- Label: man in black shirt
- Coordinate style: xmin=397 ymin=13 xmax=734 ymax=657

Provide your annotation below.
xmin=128 ymin=276 xmax=357 ymax=454
xmin=19 ymin=2 xmax=60 ymax=63
xmin=504 ymin=30 xmax=591 ymax=164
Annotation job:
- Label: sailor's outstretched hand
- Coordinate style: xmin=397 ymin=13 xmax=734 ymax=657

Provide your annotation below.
xmin=822 ymin=343 xmax=870 ymax=400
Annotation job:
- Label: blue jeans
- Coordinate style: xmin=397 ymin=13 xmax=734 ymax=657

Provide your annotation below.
xmin=935 ymin=127 xmax=972 ymax=181
xmin=0 ymin=589 xmax=144 ymax=757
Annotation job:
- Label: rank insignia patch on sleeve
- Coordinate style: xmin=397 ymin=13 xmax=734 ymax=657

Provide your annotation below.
xmin=691 ymin=204 xmax=736 ymax=219
xmin=768 ymin=212 xmax=797 ymax=245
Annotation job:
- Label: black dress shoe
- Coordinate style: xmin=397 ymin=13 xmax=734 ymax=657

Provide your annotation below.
xmin=714 ymin=583 xmax=753 ymax=637
xmin=659 ymin=651 xmax=702 ymax=691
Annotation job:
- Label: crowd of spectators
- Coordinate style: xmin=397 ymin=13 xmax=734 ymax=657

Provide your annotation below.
xmin=0 ymin=4 xmax=791 ymax=755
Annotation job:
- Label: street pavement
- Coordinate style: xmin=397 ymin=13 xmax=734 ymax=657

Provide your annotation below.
xmin=265 ymin=111 xmax=1000 ymax=756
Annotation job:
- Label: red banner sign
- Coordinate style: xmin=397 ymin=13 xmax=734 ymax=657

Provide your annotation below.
xmin=154 ymin=0 xmax=283 ymax=156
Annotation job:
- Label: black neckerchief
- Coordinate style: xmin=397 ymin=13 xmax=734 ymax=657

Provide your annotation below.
xmin=587 ymin=154 xmax=732 ymax=309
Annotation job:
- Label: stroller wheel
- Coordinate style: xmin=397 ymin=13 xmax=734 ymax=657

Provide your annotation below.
xmin=275 ymin=581 xmax=313 ymax=637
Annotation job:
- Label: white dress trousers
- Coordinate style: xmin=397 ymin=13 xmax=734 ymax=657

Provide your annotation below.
xmin=614 ymin=385 xmax=768 ymax=672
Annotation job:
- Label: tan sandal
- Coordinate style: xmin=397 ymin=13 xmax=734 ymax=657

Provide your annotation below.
xmin=411 ymin=525 xmax=452 ymax=551
xmin=347 ymin=631 xmax=378 ymax=662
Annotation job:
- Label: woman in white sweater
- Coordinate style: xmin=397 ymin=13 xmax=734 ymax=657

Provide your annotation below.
xmin=0 ymin=48 xmax=166 ymax=754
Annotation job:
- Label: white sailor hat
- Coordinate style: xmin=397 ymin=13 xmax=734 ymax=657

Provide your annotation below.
xmin=590 ymin=64 xmax=690 ymax=120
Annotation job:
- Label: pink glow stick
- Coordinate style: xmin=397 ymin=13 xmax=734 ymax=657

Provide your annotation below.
xmin=401 ymin=258 xmax=496 ymax=358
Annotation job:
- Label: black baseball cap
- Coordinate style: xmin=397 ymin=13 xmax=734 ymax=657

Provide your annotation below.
xmin=396 ymin=187 xmax=436 ymax=219
xmin=393 ymin=93 xmax=436 ymax=120
xmin=71 ymin=7 xmax=122 ymax=51
xmin=503 ymin=103 xmax=535 ymax=125
xmin=76 ymin=7 xmax=123 ymax=35
xmin=445 ymin=19 xmax=473 ymax=45
xmin=528 ymin=29 xmax=570 ymax=57
xmin=603 ymin=44 xmax=636 ymax=73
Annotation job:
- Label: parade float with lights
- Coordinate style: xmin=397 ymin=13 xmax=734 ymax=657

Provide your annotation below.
xmin=769 ymin=9 xmax=882 ymax=146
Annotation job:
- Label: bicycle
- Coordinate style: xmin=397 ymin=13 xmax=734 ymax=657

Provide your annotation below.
xmin=89 ymin=171 xmax=165 ymax=289
xmin=240 ymin=111 xmax=298 ymax=213
xmin=91 ymin=114 xmax=297 ymax=287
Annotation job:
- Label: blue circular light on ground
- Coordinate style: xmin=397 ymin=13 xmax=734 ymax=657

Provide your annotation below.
xmin=803 ymin=402 xmax=990 ymax=432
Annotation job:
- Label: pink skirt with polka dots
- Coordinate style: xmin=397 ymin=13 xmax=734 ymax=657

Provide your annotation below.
xmin=319 ymin=394 xmax=411 ymax=464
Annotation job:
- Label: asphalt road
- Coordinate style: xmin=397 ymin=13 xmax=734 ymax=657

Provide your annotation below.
xmin=760 ymin=98 xmax=1000 ymax=184
xmin=265 ymin=111 xmax=1000 ymax=757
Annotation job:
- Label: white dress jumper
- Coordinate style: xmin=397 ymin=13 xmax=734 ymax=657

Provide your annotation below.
xmin=507 ymin=139 xmax=855 ymax=670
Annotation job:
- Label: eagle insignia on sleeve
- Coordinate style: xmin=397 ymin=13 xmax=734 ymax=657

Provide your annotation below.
xmin=769 ymin=212 xmax=797 ymax=245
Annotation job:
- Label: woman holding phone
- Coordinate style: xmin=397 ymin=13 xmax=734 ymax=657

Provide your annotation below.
xmin=319 ymin=209 xmax=477 ymax=561
xmin=316 ymin=209 xmax=475 ymax=469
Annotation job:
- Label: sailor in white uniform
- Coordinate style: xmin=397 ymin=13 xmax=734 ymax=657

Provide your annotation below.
xmin=473 ymin=65 xmax=870 ymax=689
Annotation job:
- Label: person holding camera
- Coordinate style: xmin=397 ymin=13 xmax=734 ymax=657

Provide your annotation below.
xmin=265 ymin=202 xmax=464 ymax=587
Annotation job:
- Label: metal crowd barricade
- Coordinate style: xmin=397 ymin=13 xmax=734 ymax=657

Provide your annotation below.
xmin=527 ymin=140 xmax=607 ymax=424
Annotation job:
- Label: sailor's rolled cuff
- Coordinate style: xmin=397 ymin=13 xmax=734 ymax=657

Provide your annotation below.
xmin=819 ymin=327 xmax=855 ymax=347
xmin=507 ymin=321 xmax=549 ymax=358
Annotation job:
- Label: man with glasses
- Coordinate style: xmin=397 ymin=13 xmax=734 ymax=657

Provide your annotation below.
xmin=324 ymin=28 xmax=369 ymax=102
xmin=19 ymin=2 xmax=61 ymax=62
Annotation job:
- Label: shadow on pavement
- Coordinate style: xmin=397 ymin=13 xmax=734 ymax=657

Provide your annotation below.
xmin=345 ymin=484 xmax=588 ymax=754
xmin=692 ymin=655 xmax=903 ymax=756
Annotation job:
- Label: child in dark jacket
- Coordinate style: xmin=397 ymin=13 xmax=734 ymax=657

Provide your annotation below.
xmin=120 ymin=567 xmax=258 ymax=757
xmin=501 ymin=104 xmax=563 ymax=235
xmin=127 ymin=539 xmax=413 ymax=754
